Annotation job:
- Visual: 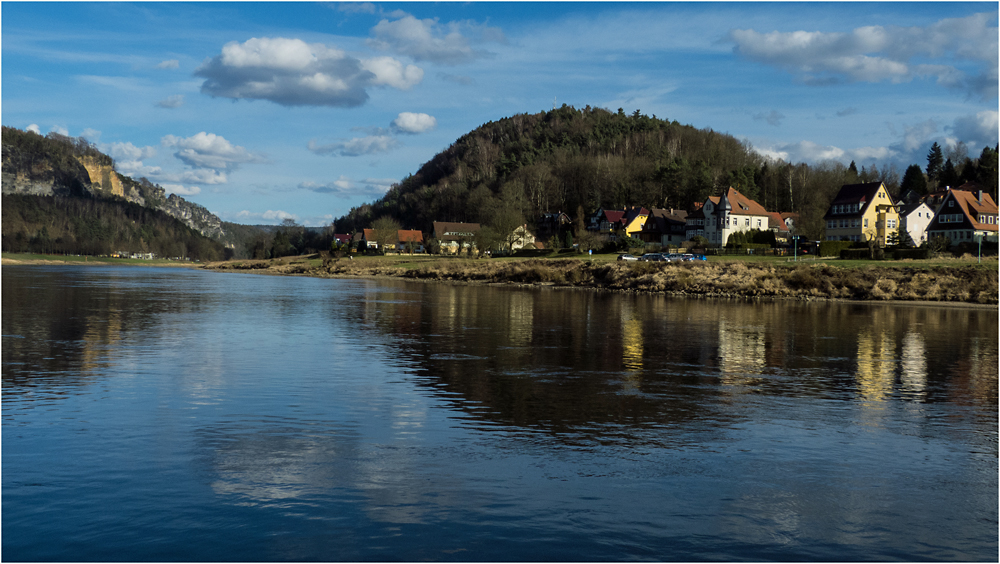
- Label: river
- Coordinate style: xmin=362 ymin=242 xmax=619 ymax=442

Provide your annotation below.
xmin=2 ymin=265 xmax=997 ymax=561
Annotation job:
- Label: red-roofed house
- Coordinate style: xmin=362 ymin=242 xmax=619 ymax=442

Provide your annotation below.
xmin=692 ymin=187 xmax=772 ymax=246
xmin=587 ymin=208 xmax=626 ymax=235
xmin=926 ymin=186 xmax=998 ymax=245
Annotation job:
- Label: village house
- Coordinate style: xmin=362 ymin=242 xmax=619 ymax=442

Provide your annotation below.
xmin=586 ymin=208 xmax=626 ymax=237
xmin=622 ymin=206 xmax=649 ymax=238
xmin=432 ymin=221 xmax=481 ymax=255
xmin=689 ymin=187 xmax=772 ymax=247
xmin=536 ymin=212 xmax=572 ymax=241
xmin=897 ymin=202 xmax=934 ymax=246
xmin=926 ymin=186 xmax=998 ymax=245
xmin=823 ymin=182 xmax=899 ymax=246
xmin=395 ymin=229 xmax=425 ymax=253
xmin=639 ymin=208 xmax=688 ymax=247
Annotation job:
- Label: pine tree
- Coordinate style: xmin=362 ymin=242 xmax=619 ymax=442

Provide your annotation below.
xmin=939 ymin=158 xmax=960 ymax=189
xmin=900 ymin=164 xmax=927 ymax=197
xmin=926 ymin=142 xmax=944 ymax=182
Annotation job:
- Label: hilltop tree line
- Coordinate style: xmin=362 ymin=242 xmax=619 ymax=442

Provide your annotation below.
xmin=333 ymin=105 xmax=999 ymax=242
xmin=2 ymin=194 xmax=227 ymax=260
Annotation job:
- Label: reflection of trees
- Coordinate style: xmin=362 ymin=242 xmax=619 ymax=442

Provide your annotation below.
xmin=347 ymin=282 xmax=998 ymax=446
xmin=2 ymin=267 xmax=213 ymax=398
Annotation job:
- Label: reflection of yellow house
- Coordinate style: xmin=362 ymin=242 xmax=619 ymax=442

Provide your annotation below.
xmin=623 ymin=206 xmax=649 ymax=238
xmin=855 ymin=328 xmax=895 ymax=402
xmin=824 ymin=182 xmax=899 ymax=245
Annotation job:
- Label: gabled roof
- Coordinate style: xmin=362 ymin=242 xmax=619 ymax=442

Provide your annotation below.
xmin=623 ymin=206 xmax=649 ymax=224
xmin=898 ymin=202 xmax=931 ymax=217
xmin=825 ymin=182 xmax=892 ymax=219
xmin=433 ymin=221 xmax=481 ymax=240
xmin=939 ymin=189 xmax=999 ymax=231
xmin=603 ymin=210 xmax=625 ymax=224
xmin=398 ymin=229 xmax=424 ymax=243
xmin=767 ymin=212 xmax=788 ymax=231
xmin=708 ymin=187 xmax=770 ymax=216
xmin=643 ymin=209 xmax=688 ymax=234
xmin=333 ymin=233 xmax=352 ymax=244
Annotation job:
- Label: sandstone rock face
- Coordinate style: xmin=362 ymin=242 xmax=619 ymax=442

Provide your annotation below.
xmin=2 ymin=156 xmax=226 ymax=241
xmin=78 ymin=157 xmax=124 ymax=197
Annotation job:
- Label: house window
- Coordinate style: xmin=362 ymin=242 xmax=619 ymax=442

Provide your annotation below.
xmin=864 ymin=219 xmax=869 ymax=228
xmin=948 ymin=200 xmax=954 ymax=207
xmin=745 ymin=218 xmax=750 ymax=226
xmin=757 ymin=219 xmax=762 ymax=227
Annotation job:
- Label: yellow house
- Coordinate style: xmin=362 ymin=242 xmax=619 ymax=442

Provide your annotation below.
xmin=622 ymin=206 xmax=649 ymax=238
xmin=824 ymin=182 xmax=899 ymax=246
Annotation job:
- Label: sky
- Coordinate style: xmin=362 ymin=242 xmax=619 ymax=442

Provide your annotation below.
xmin=3 ymin=2 xmax=997 ymax=226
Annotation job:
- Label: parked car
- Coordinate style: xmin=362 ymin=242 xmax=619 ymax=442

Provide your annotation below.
xmin=682 ymin=253 xmax=707 ymax=261
xmin=665 ymin=253 xmax=687 ymax=262
xmin=640 ymin=253 xmax=666 ymax=262
xmin=617 ymin=254 xmax=638 ymax=261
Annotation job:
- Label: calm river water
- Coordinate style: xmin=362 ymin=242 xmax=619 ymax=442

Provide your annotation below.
xmin=2 ymin=265 xmax=997 ymax=561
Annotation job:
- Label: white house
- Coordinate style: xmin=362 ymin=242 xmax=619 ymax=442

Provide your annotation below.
xmin=690 ymin=187 xmax=772 ymax=247
xmin=898 ymin=202 xmax=934 ymax=246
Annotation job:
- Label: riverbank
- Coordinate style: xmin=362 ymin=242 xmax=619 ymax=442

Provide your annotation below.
xmin=201 ymin=254 xmax=999 ymax=305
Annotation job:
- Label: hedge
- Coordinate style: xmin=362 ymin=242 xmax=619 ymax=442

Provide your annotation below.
xmin=820 ymin=240 xmax=856 ymax=257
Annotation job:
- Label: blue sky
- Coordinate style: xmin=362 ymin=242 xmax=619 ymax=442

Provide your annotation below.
xmin=3 ymin=2 xmax=997 ymax=226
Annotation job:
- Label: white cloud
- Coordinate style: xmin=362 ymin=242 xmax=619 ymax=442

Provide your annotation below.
xmin=157 ymin=59 xmax=180 ymax=69
xmin=156 ymin=94 xmax=185 ymax=108
xmin=367 ymin=14 xmax=502 ymax=65
xmin=50 ymin=125 xmax=69 ymax=136
xmin=162 ymin=184 xmax=201 ymax=196
xmin=727 ymin=12 xmax=998 ymax=99
xmin=80 ymin=128 xmax=102 ymax=142
xmin=26 ymin=124 xmax=40 ymax=134
xmin=233 ymin=210 xmax=299 ymax=223
xmin=950 ymin=111 xmax=999 ymax=149
xmin=392 ymin=112 xmax=437 ymax=134
xmin=162 ymin=132 xmax=265 ymax=170
xmin=262 ymin=210 xmax=298 ymax=221
xmin=195 ymin=37 xmax=420 ymax=107
xmin=105 ymin=141 xmax=157 ymax=162
xmin=307 ymin=135 xmax=399 ymax=157
xmin=360 ymin=56 xmax=423 ymax=89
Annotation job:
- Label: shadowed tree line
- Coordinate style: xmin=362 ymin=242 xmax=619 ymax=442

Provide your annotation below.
xmin=333 ymin=105 xmax=999 ymax=242
xmin=2 ymin=194 xmax=227 ymax=260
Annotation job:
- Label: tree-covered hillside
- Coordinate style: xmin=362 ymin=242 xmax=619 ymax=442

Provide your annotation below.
xmin=2 ymin=194 xmax=227 ymax=260
xmin=334 ymin=105 xmax=998 ymax=241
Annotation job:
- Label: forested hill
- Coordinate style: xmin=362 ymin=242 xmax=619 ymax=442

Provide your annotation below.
xmin=1 ymin=126 xmax=226 ymax=241
xmin=334 ymin=105 xmax=998 ymax=240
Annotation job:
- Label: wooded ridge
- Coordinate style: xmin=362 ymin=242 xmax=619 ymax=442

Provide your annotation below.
xmin=333 ymin=105 xmax=999 ymax=241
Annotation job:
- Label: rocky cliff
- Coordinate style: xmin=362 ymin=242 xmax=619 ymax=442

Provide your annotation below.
xmin=1 ymin=127 xmax=226 ymax=241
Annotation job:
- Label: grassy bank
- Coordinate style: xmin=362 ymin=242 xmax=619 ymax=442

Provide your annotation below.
xmin=203 ymin=253 xmax=999 ymax=305
xmin=1 ymin=252 xmax=199 ymax=267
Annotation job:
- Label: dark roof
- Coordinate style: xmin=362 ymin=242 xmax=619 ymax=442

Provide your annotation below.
xmin=433 ymin=221 xmax=481 ymax=240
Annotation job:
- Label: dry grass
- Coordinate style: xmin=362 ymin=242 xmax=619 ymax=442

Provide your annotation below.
xmin=201 ymin=255 xmax=999 ymax=305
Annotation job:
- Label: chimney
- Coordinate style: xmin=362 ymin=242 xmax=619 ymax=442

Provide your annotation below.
xmin=979 ymin=190 xmax=983 ymax=204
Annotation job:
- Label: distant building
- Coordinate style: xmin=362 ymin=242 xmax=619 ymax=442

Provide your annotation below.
xmin=432 ymin=221 xmax=481 ymax=254
xmin=536 ymin=212 xmax=572 ymax=241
